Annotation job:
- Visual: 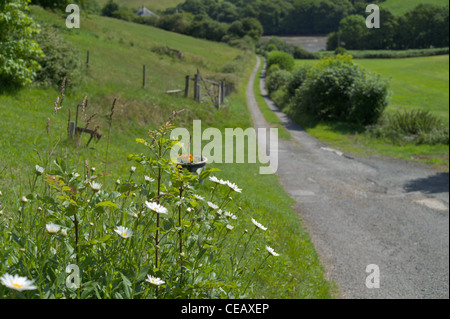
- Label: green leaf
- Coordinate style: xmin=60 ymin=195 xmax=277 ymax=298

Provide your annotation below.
xmin=137 ymin=266 xmax=150 ymax=282
xmin=95 ymin=201 xmax=119 ymax=210
xmin=181 ymin=220 xmax=191 ymax=228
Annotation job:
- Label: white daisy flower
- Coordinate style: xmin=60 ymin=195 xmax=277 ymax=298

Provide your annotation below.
xmin=146 ymin=275 xmax=165 ymax=286
xmin=226 ymin=181 xmax=242 ymax=193
xmin=224 ymin=211 xmax=237 ymax=220
xmin=144 ymin=176 xmax=155 ymax=183
xmin=209 ymin=176 xmax=220 ymax=184
xmin=0 ymin=273 xmax=37 ymax=292
xmin=209 ymin=176 xmax=228 ymax=185
xmin=226 ymin=225 xmax=234 ymax=231
xmin=46 ymin=223 xmax=60 ymax=234
xmin=145 ymin=201 xmax=168 ymax=215
xmin=71 ymin=172 xmax=80 ymax=178
xmin=114 ymin=226 xmax=133 ymax=239
xmin=130 ymin=166 xmax=136 ymax=173
xmin=207 ymin=202 xmax=219 ymax=210
xmin=266 ymin=246 xmax=280 ymax=257
xmin=251 ymin=218 xmax=267 ymax=231
xmin=194 ymin=194 xmax=205 ymax=201
xmin=21 ymin=196 xmax=28 ymax=203
xmin=35 ymin=165 xmax=45 ymax=176
xmin=90 ymin=181 xmax=102 ymax=192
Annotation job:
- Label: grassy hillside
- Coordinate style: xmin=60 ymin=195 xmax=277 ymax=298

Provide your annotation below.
xmin=380 ymin=0 xmax=449 ymax=15
xmin=0 ymin=6 xmax=333 ymax=299
xmin=97 ymin=0 xmax=183 ymax=12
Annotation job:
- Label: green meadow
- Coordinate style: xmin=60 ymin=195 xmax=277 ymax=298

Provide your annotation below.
xmin=380 ymin=0 xmax=449 ymax=15
xmin=0 ymin=6 xmax=333 ymax=298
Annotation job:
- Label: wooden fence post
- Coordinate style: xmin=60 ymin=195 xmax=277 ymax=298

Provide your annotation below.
xmin=142 ymin=65 xmax=146 ymax=88
xmin=69 ymin=121 xmax=76 ymax=140
xmin=185 ymin=75 xmax=190 ymax=98
xmin=220 ymin=81 xmax=225 ymax=103
xmin=217 ymin=82 xmax=222 ymax=109
xmin=86 ymin=50 xmax=90 ymax=71
xmin=194 ymin=71 xmax=200 ymax=102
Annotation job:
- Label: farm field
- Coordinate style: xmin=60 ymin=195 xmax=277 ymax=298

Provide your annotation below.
xmin=357 ymin=56 xmax=449 ymax=121
xmin=0 ymin=6 xmax=333 ymax=299
xmin=293 ymin=55 xmax=449 ymax=167
xmin=380 ymin=0 xmax=449 ymax=15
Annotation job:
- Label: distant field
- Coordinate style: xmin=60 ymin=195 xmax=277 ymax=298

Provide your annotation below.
xmin=357 ymin=55 xmax=449 ymax=121
xmin=380 ymin=0 xmax=449 ymax=15
xmin=97 ymin=0 xmax=183 ymax=11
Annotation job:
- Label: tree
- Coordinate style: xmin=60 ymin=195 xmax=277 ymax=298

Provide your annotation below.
xmin=241 ymin=17 xmax=264 ymax=40
xmin=229 ymin=17 xmax=263 ymax=40
xmin=339 ymin=14 xmax=369 ymax=49
xmin=101 ymin=0 xmax=119 ymax=17
xmin=31 ymin=0 xmax=70 ymax=10
xmin=0 ymin=0 xmax=44 ymax=88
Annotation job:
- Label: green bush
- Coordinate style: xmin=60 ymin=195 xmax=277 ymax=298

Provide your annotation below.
xmin=334 ymin=47 xmax=347 ymax=55
xmin=267 ymin=51 xmax=295 ymax=72
xmin=292 ymin=46 xmax=318 ymax=60
xmin=34 ymin=25 xmax=83 ymax=87
xmin=101 ymin=0 xmax=119 ymax=17
xmin=286 ymin=65 xmax=310 ymax=97
xmin=267 ymin=44 xmax=277 ymax=52
xmin=0 ymin=0 xmax=44 ymax=88
xmin=266 ymin=68 xmax=292 ymax=95
xmin=291 ymin=54 xmax=390 ymax=125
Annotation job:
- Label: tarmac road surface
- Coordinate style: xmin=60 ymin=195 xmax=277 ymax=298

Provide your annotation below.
xmin=247 ymin=56 xmax=449 ymax=299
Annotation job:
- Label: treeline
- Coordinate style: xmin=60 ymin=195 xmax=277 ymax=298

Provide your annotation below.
xmin=327 ymin=4 xmax=450 ymax=50
xmin=99 ymin=0 xmax=263 ymax=46
xmin=30 ymin=0 xmax=449 ymax=51
xmin=167 ymin=0 xmax=449 ymax=50
xmin=30 ymin=0 xmax=100 ymax=13
xmin=171 ymin=0 xmax=376 ymax=35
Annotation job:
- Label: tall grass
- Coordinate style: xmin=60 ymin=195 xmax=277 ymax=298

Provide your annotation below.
xmin=367 ymin=110 xmax=449 ymax=145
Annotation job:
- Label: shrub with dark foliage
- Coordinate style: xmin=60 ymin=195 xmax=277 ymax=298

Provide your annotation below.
xmin=291 ymin=54 xmax=390 ymax=125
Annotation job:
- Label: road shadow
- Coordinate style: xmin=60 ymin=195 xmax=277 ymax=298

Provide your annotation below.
xmin=404 ymin=172 xmax=449 ymax=194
